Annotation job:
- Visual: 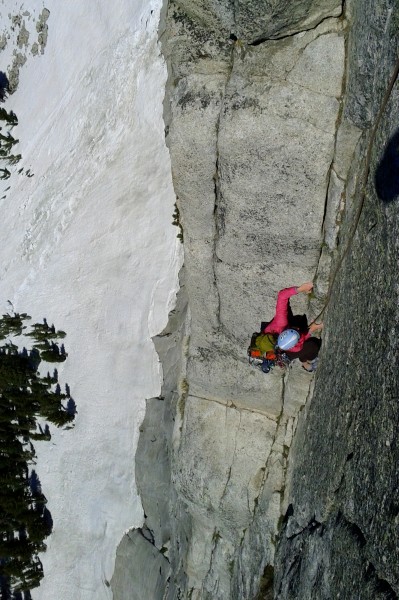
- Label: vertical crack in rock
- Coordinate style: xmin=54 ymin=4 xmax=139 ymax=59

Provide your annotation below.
xmin=313 ymin=18 xmax=351 ymax=307
xmin=202 ymin=528 xmax=223 ymax=597
xmin=219 ymin=408 xmax=241 ymax=506
xmin=247 ymin=373 xmax=287 ymax=525
xmin=212 ymin=44 xmax=236 ymax=329
xmin=322 ymin=24 xmax=347 ymax=231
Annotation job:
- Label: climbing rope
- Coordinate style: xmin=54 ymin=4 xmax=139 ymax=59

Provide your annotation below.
xmin=310 ymin=53 xmax=399 ymax=325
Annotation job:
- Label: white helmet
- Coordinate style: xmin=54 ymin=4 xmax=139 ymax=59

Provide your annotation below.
xmin=277 ymin=329 xmax=300 ymax=350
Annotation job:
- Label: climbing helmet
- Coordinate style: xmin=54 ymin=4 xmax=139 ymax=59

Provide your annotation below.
xmin=277 ymin=329 xmax=300 ymax=350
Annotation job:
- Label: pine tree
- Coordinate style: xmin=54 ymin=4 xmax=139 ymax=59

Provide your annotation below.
xmin=0 ymin=132 xmax=19 ymax=153
xmin=0 ymin=108 xmax=18 ymax=128
xmin=5 ymin=154 xmax=21 ymax=166
xmin=0 ymin=572 xmax=12 ymax=600
xmin=0 ymin=76 xmax=22 ymax=178
xmin=0 ymin=311 xmax=76 ymax=594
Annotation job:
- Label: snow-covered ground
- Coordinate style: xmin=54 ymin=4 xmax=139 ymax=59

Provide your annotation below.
xmin=0 ymin=1 xmax=181 ymax=598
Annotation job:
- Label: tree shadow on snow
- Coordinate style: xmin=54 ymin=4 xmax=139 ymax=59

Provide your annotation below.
xmin=29 ymin=470 xmax=54 ymax=535
xmin=374 ymin=127 xmax=399 ymax=203
xmin=0 ymin=72 xmax=9 ymax=102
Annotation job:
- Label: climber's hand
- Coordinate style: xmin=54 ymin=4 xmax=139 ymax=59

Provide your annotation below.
xmin=309 ymin=322 xmax=323 ymax=333
xmin=297 ymin=282 xmax=313 ymax=294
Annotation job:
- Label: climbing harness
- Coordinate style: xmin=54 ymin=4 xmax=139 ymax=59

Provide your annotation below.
xmin=248 ymin=353 xmax=290 ymax=373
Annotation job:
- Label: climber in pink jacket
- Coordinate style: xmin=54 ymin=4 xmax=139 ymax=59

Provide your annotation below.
xmin=263 ymin=282 xmax=323 ymax=354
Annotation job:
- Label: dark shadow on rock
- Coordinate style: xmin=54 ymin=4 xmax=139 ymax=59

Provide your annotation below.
xmin=375 ymin=127 xmax=399 ymax=203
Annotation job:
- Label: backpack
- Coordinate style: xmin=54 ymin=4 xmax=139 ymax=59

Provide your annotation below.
xmin=247 ymin=329 xmax=290 ymax=372
xmin=248 ymin=331 xmax=276 ymax=358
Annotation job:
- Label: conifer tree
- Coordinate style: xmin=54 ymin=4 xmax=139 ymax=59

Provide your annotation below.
xmin=0 ymin=108 xmax=18 ymax=128
xmin=0 ymin=311 xmax=76 ymax=594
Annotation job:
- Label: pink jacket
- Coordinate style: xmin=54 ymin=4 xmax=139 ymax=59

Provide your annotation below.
xmin=263 ymin=287 xmax=310 ymax=353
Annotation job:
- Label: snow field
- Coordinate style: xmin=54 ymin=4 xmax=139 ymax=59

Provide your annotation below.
xmin=0 ymin=1 xmax=181 ymax=598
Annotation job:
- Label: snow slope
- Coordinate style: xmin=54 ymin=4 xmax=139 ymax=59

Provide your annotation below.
xmin=0 ymin=1 xmax=181 ymax=598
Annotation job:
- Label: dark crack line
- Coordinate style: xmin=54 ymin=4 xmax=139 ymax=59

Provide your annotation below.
xmin=202 ymin=529 xmax=222 ymax=595
xmin=321 ymin=8 xmax=348 ymax=240
xmin=248 ymin=9 xmax=344 ymax=47
xmin=244 ymin=374 xmax=287 ymax=532
xmin=285 ymin=516 xmax=323 ymax=541
xmin=219 ymin=411 xmax=241 ymax=506
xmin=212 ymin=40 xmax=237 ymax=330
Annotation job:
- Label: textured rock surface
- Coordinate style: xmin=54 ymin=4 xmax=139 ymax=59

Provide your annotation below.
xmin=126 ymin=0 xmax=398 ymax=598
xmin=275 ymin=0 xmax=399 ymax=598
xmin=110 ymin=529 xmax=170 ymax=600
xmin=159 ymin=9 xmax=347 ymax=597
xmin=164 ymin=5 xmax=346 ymax=413
xmin=172 ymin=0 xmax=342 ymax=42
xmin=128 ymin=1 xmax=348 ymax=597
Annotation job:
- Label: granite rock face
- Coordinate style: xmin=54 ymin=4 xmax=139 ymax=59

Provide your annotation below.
xmin=153 ymin=2 xmax=347 ymax=596
xmin=164 ymin=5 xmax=347 ymax=412
xmin=114 ymin=0 xmax=399 ymax=598
xmin=171 ymin=0 xmax=342 ymax=42
xmin=275 ymin=1 xmax=399 ymax=598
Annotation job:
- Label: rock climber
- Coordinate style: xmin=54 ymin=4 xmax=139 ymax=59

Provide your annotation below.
xmin=263 ymin=282 xmax=323 ymax=370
